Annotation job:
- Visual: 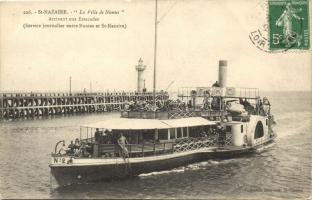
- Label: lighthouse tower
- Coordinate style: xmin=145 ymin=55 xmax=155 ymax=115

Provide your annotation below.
xmin=135 ymin=58 xmax=146 ymax=93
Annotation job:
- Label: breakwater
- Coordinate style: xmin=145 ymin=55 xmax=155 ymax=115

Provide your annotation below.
xmin=0 ymin=91 xmax=169 ymax=120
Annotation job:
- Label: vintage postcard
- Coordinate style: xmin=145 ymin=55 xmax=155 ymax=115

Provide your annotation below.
xmin=0 ymin=0 xmax=311 ymax=199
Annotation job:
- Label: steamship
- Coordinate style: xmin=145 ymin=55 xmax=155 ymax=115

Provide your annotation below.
xmin=49 ymin=60 xmax=276 ymax=186
xmin=49 ymin=0 xmax=276 ymax=186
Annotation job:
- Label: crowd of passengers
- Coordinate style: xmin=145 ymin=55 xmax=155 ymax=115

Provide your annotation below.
xmin=208 ymin=97 xmax=271 ymax=116
xmin=125 ymin=81 xmax=271 ymax=116
xmin=125 ymin=95 xmax=271 ymax=116
xmin=124 ymin=99 xmax=187 ymax=112
xmin=58 ymin=124 xmax=229 ymax=158
xmin=57 ymin=138 xmax=92 ymax=157
xmin=57 ymin=132 xmax=134 ymax=158
xmin=57 ymin=129 xmax=133 ymax=157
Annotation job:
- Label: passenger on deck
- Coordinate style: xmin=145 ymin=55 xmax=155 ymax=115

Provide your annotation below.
xmin=79 ymin=142 xmax=90 ymax=157
xmin=58 ymin=142 xmax=68 ymax=155
xmin=187 ymin=100 xmax=192 ymax=109
xmin=258 ymin=99 xmax=264 ymax=115
xmin=241 ymin=98 xmax=255 ymax=114
xmin=207 ymin=96 xmax=213 ymax=110
xmin=217 ymin=125 xmax=226 ymax=146
xmin=221 ymin=100 xmax=226 ymax=111
xmin=128 ymin=101 xmax=135 ymax=111
xmin=74 ymin=138 xmax=80 ymax=156
xmin=106 ymin=133 xmax=113 ymax=144
xmin=94 ymin=128 xmax=101 ymax=144
xmin=67 ymin=140 xmax=75 ymax=155
xmin=124 ymin=101 xmax=130 ymax=111
xmin=202 ymin=98 xmax=209 ymax=110
xmin=263 ymin=97 xmax=271 ymax=115
xmin=241 ymin=98 xmax=248 ymax=108
xmin=102 ymin=129 xmax=108 ymax=144
xmin=117 ymin=133 xmax=129 ymax=159
xmin=156 ymin=100 xmax=162 ymax=111
xmin=200 ymin=131 xmax=208 ymax=137
xmin=239 ymin=98 xmax=243 ymax=104
xmin=211 ymin=97 xmax=221 ymax=110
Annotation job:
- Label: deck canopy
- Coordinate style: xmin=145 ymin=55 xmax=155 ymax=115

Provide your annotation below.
xmin=161 ymin=117 xmax=216 ymax=128
xmin=82 ymin=117 xmax=216 ymax=130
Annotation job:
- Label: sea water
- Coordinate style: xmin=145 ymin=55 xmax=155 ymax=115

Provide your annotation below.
xmin=0 ymin=91 xmax=311 ymax=199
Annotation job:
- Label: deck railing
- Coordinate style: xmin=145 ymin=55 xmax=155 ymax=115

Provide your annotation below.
xmin=174 ymin=134 xmax=232 ymax=153
xmin=56 ymin=133 xmax=234 ymax=158
xmin=177 ymin=87 xmax=259 ymax=99
xmin=96 ymin=134 xmax=233 ymax=158
xmin=120 ymin=111 xmax=169 ymax=119
xmin=121 ymin=110 xmax=227 ymax=119
xmin=98 ymin=142 xmax=175 ymax=158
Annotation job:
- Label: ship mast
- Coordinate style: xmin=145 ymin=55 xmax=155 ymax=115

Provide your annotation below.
xmin=152 ymin=0 xmax=158 ymax=109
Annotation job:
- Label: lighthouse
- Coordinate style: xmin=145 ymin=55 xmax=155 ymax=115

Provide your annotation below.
xmin=135 ymin=58 xmax=146 ymax=93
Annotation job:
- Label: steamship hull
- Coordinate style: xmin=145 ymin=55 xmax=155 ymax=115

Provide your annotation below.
xmin=50 ymin=138 xmax=275 ymax=186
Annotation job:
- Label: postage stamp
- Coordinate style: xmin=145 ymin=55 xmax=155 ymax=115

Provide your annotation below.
xmin=268 ymin=0 xmax=310 ymax=51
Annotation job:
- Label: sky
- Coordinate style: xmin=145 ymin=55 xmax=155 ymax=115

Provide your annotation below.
xmin=0 ymin=0 xmax=311 ymax=93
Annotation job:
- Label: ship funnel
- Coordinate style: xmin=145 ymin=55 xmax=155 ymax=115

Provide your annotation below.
xmin=218 ymin=60 xmax=227 ymax=88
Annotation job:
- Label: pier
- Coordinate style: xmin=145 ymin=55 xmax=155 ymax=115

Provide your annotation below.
xmin=0 ymin=91 xmax=169 ymax=120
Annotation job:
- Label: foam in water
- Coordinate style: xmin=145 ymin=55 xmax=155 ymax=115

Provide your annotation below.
xmin=256 ymin=142 xmax=276 ymax=153
xmin=139 ymin=168 xmax=185 ymax=177
xmin=274 ymin=111 xmax=311 ymax=139
xmin=139 ymin=160 xmax=236 ymax=178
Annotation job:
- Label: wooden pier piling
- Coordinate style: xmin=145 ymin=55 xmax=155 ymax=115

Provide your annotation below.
xmin=0 ymin=91 xmax=169 ymax=120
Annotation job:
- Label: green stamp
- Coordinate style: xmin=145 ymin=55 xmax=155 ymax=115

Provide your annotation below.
xmin=269 ymin=0 xmax=310 ymax=50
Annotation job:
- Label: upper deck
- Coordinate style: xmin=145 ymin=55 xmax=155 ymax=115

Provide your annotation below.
xmin=121 ymin=87 xmax=265 ymax=120
xmin=177 ymin=86 xmax=260 ymax=99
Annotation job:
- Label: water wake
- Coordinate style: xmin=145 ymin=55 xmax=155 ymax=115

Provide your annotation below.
xmin=274 ymin=111 xmax=311 ymax=139
xmin=139 ymin=159 xmax=236 ymax=178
